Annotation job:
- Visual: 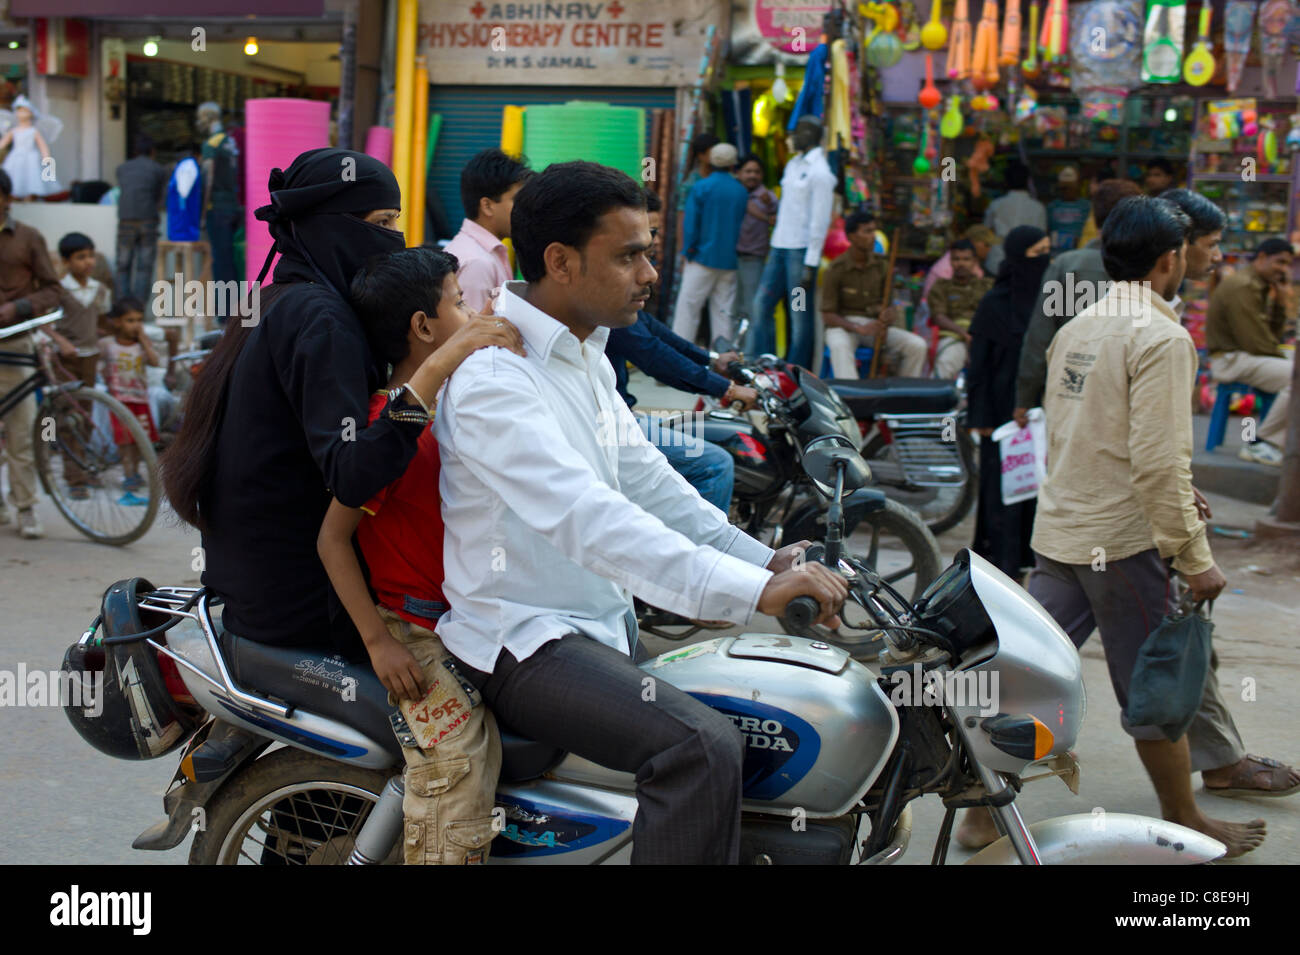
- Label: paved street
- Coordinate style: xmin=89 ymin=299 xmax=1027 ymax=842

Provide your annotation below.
xmin=1 ymin=370 xmax=1297 ymax=865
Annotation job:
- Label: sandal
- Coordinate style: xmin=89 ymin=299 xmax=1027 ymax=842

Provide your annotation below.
xmin=1204 ymin=753 xmax=1300 ymax=798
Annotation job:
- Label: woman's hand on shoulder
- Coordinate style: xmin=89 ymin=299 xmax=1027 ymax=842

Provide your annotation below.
xmin=441 ymin=312 xmax=526 ymax=368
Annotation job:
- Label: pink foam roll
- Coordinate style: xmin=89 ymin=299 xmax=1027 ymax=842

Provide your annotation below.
xmin=244 ymin=98 xmax=332 ymax=286
xmin=364 ymin=125 xmax=394 ymax=166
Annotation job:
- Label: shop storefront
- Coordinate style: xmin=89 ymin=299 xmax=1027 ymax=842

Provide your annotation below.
xmin=712 ymin=1 xmax=1298 ymax=369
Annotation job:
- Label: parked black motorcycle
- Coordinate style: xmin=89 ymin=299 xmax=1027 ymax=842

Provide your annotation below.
xmin=828 ymin=373 xmax=977 ymax=535
xmin=638 ymin=348 xmax=941 ymax=644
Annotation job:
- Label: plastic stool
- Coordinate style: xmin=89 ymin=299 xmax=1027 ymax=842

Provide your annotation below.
xmin=820 ymin=344 xmax=875 ymax=378
xmin=1205 ymin=382 xmax=1277 ymax=451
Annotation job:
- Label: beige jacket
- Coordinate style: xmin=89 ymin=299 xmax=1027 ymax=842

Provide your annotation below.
xmin=1032 ymin=281 xmax=1214 ymax=576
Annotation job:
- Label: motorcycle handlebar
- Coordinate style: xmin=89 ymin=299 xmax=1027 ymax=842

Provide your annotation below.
xmin=784 ymin=595 xmax=822 ymax=629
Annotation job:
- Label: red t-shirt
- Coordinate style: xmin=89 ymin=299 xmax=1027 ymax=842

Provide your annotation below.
xmin=357 ymin=392 xmax=447 ymax=629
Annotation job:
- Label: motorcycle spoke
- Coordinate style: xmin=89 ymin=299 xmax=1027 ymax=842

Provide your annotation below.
xmin=234 ymin=789 xmax=372 ymax=864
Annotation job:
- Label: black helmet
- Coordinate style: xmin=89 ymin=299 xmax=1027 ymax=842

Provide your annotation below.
xmin=62 ymin=577 xmax=204 ymax=760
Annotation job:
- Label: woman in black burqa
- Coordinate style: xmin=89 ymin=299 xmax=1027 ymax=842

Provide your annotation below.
xmin=966 ymin=224 xmax=1051 ymax=581
xmin=162 ymin=149 xmax=427 ymax=657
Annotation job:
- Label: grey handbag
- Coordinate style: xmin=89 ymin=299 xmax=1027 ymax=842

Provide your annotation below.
xmin=1124 ymin=594 xmax=1213 ymax=742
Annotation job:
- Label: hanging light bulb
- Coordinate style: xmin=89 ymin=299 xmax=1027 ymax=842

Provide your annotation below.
xmin=244 ymin=36 xmax=259 ymax=56
xmin=772 ymin=62 xmax=790 ymax=103
xmin=1164 ymin=107 xmax=1177 ymax=122
xmin=143 ymin=38 xmax=159 ymax=57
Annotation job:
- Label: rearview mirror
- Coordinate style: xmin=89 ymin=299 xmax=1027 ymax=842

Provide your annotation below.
xmin=802 ymin=434 xmax=872 ymax=494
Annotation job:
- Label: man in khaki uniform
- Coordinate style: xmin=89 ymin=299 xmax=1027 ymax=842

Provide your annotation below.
xmin=821 ymin=209 xmax=926 ymax=378
xmin=1206 ymin=237 xmax=1293 ymax=466
xmin=927 ymin=239 xmax=993 ymax=378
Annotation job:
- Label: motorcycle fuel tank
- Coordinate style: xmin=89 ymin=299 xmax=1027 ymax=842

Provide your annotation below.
xmin=551 ymin=635 xmax=899 ymax=817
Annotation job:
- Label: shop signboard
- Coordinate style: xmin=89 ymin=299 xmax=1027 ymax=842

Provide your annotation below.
xmin=34 ymin=17 xmax=90 ymax=78
xmin=417 ymin=0 xmax=726 ymax=86
xmin=13 ymin=0 xmax=323 ymax=12
xmin=731 ymin=0 xmax=833 ymax=64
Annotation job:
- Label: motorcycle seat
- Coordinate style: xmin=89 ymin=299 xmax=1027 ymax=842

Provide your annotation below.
xmin=828 ymin=377 xmax=958 ymax=417
xmin=219 ymin=631 xmax=403 ymax=762
xmin=497 ymin=730 xmax=566 ymax=782
xmin=217 ymin=631 xmax=565 ymax=781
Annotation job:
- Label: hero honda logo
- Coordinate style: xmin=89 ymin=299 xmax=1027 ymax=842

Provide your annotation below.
xmin=725 ymin=714 xmax=794 ymax=752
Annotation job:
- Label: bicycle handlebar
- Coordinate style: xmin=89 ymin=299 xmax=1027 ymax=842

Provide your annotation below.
xmin=0 ymin=309 xmax=64 ymax=340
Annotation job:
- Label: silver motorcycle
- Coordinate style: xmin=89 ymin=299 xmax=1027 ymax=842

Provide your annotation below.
xmin=63 ymin=438 xmax=1224 ymax=865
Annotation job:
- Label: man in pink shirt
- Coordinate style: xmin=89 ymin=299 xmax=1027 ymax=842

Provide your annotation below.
xmin=444 ymin=149 xmax=533 ymax=312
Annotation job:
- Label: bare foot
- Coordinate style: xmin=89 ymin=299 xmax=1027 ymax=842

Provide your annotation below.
xmin=1170 ymin=813 xmax=1267 ymax=859
xmin=954 ymin=807 xmax=1000 ymax=849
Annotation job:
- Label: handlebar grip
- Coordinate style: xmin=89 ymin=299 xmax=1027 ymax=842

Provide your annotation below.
xmin=784 ymin=595 xmax=822 ymax=629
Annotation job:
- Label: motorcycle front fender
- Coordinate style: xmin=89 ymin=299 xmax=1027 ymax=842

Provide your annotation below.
xmin=782 ymin=487 xmax=889 ymax=546
xmin=964 ymin=813 xmax=1226 ymax=865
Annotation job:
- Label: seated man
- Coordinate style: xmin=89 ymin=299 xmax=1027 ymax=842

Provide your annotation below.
xmin=927 ymin=239 xmax=994 ymax=379
xmin=1205 ymin=237 xmax=1294 ymax=466
xmin=605 ymin=188 xmax=756 ymax=512
xmin=821 ymin=209 xmax=927 ymax=378
xmin=434 ymin=160 xmax=848 ymax=865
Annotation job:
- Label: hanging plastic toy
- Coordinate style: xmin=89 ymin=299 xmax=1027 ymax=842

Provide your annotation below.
xmin=971 ymin=0 xmax=1001 ymax=90
xmin=1182 ymin=5 xmax=1215 ymax=85
xmin=1041 ymin=0 xmax=1070 ymax=86
xmin=940 ymin=94 xmax=965 ymax=137
xmin=1022 ymin=1 xmax=1042 ymax=78
xmin=1223 ymin=1 xmax=1255 ymax=93
xmin=922 ymin=0 xmax=948 ymax=49
xmin=919 ymin=53 xmax=942 ymax=108
xmin=864 ymin=3 xmax=905 ymax=68
xmin=1000 ymin=0 xmax=1023 ymax=66
xmin=947 ymin=0 xmax=973 ymax=78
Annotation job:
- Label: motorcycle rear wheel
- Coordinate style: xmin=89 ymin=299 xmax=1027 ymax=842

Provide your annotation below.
xmin=861 ymin=429 xmax=976 ymax=536
xmin=190 ymin=747 xmax=398 ymax=865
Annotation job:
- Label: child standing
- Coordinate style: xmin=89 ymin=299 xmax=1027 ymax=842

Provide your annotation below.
xmin=48 ymin=232 xmax=112 ymax=498
xmin=317 ymin=247 xmax=524 ymax=865
xmin=98 ymin=298 xmax=160 ymax=504
xmin=0 ymin=95 xmax=57 ymax=199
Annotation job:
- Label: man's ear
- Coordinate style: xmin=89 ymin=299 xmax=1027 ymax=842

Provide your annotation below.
xmin=478 ymin=195 xmax=496 ymax=221
xmin=543 ymin=242 xmax=574 ymax=285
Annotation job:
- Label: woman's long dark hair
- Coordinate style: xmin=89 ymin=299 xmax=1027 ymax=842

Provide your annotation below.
xmin=161 ymin=283 xmax=289 ymax=530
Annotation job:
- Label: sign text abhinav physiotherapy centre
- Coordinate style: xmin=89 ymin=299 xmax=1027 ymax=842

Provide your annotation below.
xmin=417 ymin=0 xmax=726 ymax=86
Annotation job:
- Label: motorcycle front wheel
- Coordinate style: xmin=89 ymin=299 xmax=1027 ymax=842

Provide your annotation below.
xmin=783 ymin=498 xmax=942 ymax=646
xmin=190 ymin=748 xmax=398 ymax=865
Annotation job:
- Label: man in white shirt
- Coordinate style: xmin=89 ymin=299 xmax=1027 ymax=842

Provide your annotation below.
xmin=744 ymin=116 xmax=837 ymax=370
xmin=435 ymin=160 xmax=847 ymax=864
xmin=984 ymin=161 xmax=1047 ymax=239
xmin=444 ymin=149 xmax=532 ymax=313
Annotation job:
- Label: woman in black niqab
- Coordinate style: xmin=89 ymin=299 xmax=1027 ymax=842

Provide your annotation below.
xmin=966 ymin=225 xmax=1051 ymax=581
xmin=161 ymin=148 xmax=425 ymax=656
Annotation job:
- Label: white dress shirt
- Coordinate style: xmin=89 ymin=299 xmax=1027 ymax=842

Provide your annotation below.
xmin=435 ymin=281 xmax=775 ymax=674
xmin=769 ymin=146 xmax=837 ymax=268
xmin=983 ymin=190 xmax=1049 ymax=237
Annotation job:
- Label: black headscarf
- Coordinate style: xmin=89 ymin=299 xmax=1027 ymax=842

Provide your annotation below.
xmin=968 ymin=225 xmax=1050 ymax=348
xmin=253 ymin=147 xmax=405 ymax=299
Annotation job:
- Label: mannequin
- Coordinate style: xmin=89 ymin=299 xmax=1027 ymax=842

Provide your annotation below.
xmin=744 ymin=116 xmax=837 ymax=368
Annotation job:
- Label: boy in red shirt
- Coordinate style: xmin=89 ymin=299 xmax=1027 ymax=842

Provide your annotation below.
xmin=317 ymin=248 xmax=524 ymax=864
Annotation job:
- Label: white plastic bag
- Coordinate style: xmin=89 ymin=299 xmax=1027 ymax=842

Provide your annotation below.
xmin=990 ymin=408 xmax=1047 ymax=505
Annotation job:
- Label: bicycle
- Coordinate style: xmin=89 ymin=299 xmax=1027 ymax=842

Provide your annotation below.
xmin=0 ymin=311 xmax=160 ymax=545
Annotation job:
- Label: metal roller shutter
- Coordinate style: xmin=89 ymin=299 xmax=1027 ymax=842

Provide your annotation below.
xmin=426 ymin=84 xmax=676 ymax=239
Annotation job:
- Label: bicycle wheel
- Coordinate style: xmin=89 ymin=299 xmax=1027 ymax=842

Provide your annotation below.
xmin=32 ymin=386 xmax=160 ymax=545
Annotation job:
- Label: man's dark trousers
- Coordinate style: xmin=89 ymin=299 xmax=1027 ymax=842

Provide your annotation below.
xmin=459 ymin=633 xmax=745 ymax=864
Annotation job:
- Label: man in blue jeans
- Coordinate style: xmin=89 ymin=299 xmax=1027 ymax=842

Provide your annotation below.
xmin=607 ymin=189 xmax=757 ymax=512
xmin=744 ymin=116 xmax=836 ymax=369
